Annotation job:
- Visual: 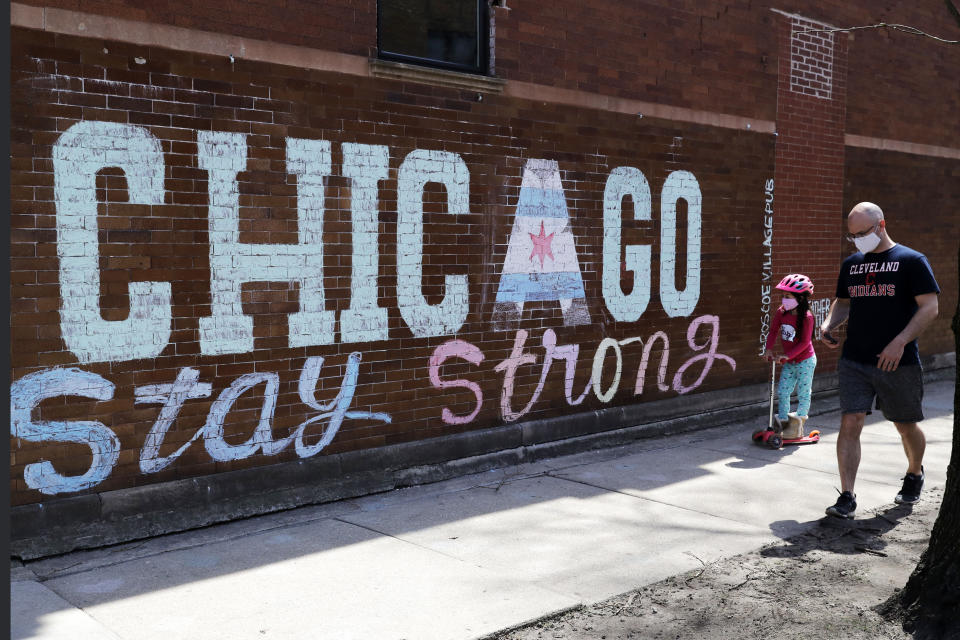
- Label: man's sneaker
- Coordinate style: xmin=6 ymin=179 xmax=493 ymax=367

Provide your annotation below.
xmin=895 ymin=467 xmax=924 ymax=504
xmin=826 ymin=491 xmax=857 ymax=519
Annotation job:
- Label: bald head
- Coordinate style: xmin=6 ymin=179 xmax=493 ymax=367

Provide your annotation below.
xmin=848 ymin=202 xmax=884 ymax=226
xmin=846 ymin=201 xmax=893 ymax=252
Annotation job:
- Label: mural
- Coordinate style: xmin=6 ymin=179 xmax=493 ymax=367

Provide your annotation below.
xmin=12 ymin=356 xmax=391 ymax=495
xmin=53 ymin=121 xmax=171 ymax=363
xmin=11 ymin=121 xmax=738 ymax=496
xmin=492 ymin=159 xmax=591 ymax=330
xmin=430 ymin=315 xmax=736 ymax=425
xmin=759 ymin=178 xmax=775 ymax=354
xmin=809 ymin=297 xmax=832 ymax=341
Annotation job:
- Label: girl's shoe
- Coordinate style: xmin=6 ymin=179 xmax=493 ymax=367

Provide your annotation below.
xmin=783 ymin=412 xmax=806 ymax=439
xmin=773 ymin=415 xmax=787 ymax=432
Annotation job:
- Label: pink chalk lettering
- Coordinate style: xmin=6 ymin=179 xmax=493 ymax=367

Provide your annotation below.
xmin=672 ymin=315 xmax=737 ymax=394
xmin=634 ymin=330 xmax=671 ymax=395
xmin=494 ymin=329 xmax=547 ymax=422
xmin=429 ymin=340 xmax=486 ymax=425
xmin=545 ymin=330 xmax=593 ymax=406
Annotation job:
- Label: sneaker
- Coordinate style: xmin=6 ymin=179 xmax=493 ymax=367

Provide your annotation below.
xmin=826 ymin=490 xmax=857 ymax=519
xmin=895 ymin=467 xmax=924 ymax=504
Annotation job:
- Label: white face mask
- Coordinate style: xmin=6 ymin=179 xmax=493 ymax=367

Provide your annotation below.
xmin=782 ymin=297 xmax=798 ymax=311
xmin=853 ymin=231 xmax=882 ymax=253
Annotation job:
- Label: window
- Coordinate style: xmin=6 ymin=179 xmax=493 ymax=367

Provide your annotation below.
xmin=378 ymin=0 xmax=489 ymax=75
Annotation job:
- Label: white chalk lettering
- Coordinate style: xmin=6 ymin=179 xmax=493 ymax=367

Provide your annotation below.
xmin=198 ymin=133 xmax=336 ymax=355
xmin=396 ymin=149 xmax=471 ymax=338
xmin=10 ymin=368 xmax=119 ymax=494
xmin=54 ymin=121 xmax=171 ymax=363
xmin=660 ymin=171 xmax=702 ymax=317
xmin=137 ymin=368 xmax=211 ymax=473
xmin=602 ymin=166 xmax=652 ymax=321
xmin=758 ymin=178 xmax=774 ymax=354
xmin=341 ymin=143 xmax=390 ymax=343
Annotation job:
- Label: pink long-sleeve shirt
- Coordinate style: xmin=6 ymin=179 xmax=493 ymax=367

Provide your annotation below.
xmin=765 ymin=308 xmax=815 ymax=363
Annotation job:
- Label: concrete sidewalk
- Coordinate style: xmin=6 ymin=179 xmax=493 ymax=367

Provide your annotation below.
xmin=11 ymin=378 xmax=955 ymax=640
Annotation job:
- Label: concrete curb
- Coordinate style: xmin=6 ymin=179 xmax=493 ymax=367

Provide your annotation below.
xmin=10 ymin=353 xmax=954 ymax=560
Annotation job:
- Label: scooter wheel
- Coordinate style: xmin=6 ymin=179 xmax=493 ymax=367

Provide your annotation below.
xmin=767 ymin=435 xmax=783 ymax=449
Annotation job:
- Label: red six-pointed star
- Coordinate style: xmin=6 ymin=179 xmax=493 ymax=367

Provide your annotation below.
xmin=529 ymin=220 xmax=555 ymax=267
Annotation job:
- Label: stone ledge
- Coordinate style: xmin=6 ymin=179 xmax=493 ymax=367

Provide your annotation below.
xmin=368 ymin=59 xmax=506 ymax=93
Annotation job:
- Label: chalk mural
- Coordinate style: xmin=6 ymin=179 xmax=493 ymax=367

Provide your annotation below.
xmin=341 ymin=143 xmax=391 ymax=343
xmin=11 ymin=368 xmax=118 ymax=494
xmin=658 ymin=171 xmax=702 ymax=317
xmin=603 ymin=166 xmax=652 ymax=322
xmin=491 ymin=159 xmax=592 ymax=330
xmin=602 ymin=167 xmax=704 ymax=321
xmin=758 ymin=178 xmax=775 ymax=354
xmin=53 ymin=121 xmax=171 ymax=363
xmin=809 ymin=297 xmax=832 ymax=341
xmin=432 ymin=315 xmax=736 ymax=424
xmin=13 ymin=356 xmax=391 ymax=495
xmin=396 ymin=149 xmax=471 ymax=338
xmin=200 ymin=131 xmax=337 ymax=354
xmin=12 ymin=120 xmax=739 ymax=495
xmin=755 ymin=179 xmax=829 ymax=346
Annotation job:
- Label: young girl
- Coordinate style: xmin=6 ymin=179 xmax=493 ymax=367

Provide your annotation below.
xmin=762 ymin=274 xmax=816 ymax=438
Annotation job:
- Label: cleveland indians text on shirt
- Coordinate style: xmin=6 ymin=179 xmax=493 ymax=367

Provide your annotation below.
xmin=847 ymin=261 xmax=899 ymax=298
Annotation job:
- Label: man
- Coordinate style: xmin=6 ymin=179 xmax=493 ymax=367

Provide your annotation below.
xmin=819 ymin=202 xmax=940 ymax=519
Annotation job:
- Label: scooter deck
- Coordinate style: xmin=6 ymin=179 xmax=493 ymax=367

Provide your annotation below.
xmin=751 ymin=428 xmax=821 ymax=448
xmin=781 ymin=431 xmax=820 ymax=445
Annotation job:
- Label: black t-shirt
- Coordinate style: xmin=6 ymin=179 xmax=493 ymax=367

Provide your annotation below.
xmin=836 ymin=244 xmax=940 ymax=366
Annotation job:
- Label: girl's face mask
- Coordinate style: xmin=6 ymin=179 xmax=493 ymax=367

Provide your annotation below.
xmin=782 ymin=296 xmax=798 ymax=311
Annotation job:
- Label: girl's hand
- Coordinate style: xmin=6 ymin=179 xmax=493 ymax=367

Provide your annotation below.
xmin=777 ymin=355 xmax=789 ymax=364
xmin=761 ymin=350 xmax=774 ymax=361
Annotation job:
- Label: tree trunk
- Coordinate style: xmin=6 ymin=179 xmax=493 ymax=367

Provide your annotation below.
xmin=882 ymin=245 xmax=960 ymax=639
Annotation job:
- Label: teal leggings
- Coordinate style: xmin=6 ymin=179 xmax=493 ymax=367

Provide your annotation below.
xmin=778 ymin=355 xmax=817 ymax=420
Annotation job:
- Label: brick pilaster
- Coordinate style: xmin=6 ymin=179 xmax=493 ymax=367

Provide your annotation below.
xmin=773 ymin=12 xmax=849 ymax=364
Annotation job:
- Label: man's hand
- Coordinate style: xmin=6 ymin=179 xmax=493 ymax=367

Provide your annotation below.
xmin=819 ymin=299 xmax=848 ymax=350
xmin=877 ymin=337 xmax=906 ymax=371
xmin=874 ymin=293 xmax=937 ymax=371
xmin=820 ymin=327 xmax=839 ymax=349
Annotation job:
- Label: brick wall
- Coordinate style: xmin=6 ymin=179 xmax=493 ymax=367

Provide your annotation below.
xmin=16 ymin=1 xmax=959 ymax=144
xmin=841 ymin=4 xmax=960 ymax=147
xmin=495 ymin=2 xmax=960 ymax=146
xmin=9 ymin=2 xmax=959 ymax=522
xmin=11 ymin=26 xmax=776 ymax=507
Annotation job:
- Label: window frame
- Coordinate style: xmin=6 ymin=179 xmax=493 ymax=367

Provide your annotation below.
xmin=376 ymin=0 xmax=490 ymax=76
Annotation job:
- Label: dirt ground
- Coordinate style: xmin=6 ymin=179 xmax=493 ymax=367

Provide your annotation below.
xmin=494 ymin=487 xmax=943 ymax=640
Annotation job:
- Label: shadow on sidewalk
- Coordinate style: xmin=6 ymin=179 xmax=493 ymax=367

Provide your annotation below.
xmin=763 ymin=503 xmax=915 ymax=558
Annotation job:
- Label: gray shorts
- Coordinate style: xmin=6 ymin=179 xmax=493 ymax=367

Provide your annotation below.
xmin=838 ymin=358 xmax=924 ymax=423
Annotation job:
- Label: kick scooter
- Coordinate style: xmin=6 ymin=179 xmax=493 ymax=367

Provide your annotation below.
xmin=752 ymin=359 xmax=820 ymax=449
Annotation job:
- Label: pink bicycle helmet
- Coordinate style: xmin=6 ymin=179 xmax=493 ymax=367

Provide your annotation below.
xmin=776 ymin=273 xmax=814 ymax=295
